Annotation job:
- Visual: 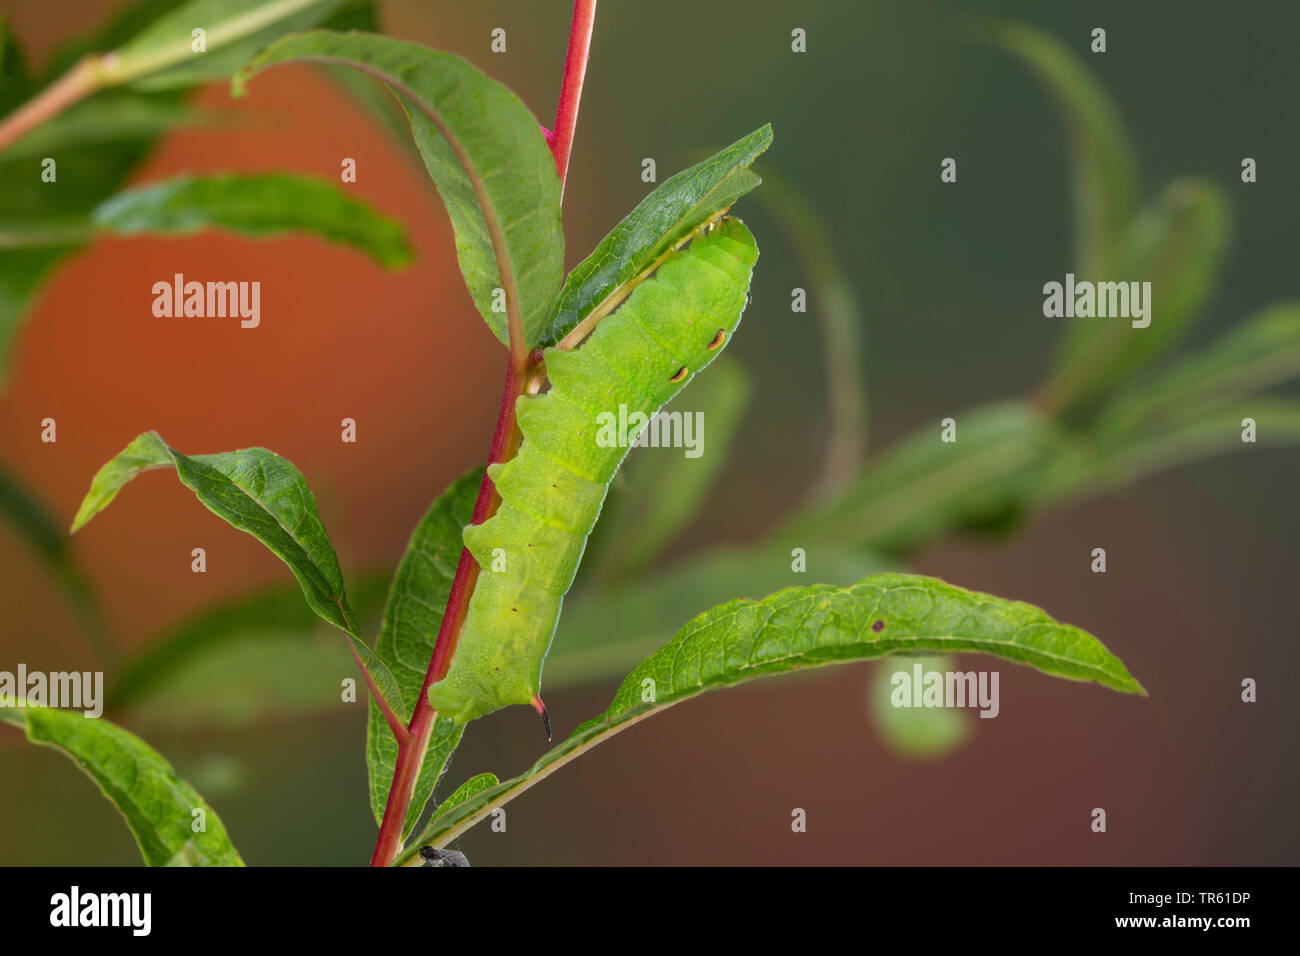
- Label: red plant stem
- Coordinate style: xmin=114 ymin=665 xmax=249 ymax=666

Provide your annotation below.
xmin=549 ymin=0 xmax=597 ymax=190
xmin=370 ymin=3 xmax=597 ymax=868
xmin=368 ymin=357 xmax=523 ymax=868
xmin=367 ymin=389 xmax=520 ymax=864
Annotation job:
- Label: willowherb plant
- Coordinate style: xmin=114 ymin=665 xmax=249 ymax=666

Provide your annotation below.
xmin=4 ymin=2 xmax=1292 ymax=869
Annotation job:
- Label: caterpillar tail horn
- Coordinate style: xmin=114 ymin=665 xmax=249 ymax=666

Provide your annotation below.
xmin=532 ymin=695 xmax=552 ymax=741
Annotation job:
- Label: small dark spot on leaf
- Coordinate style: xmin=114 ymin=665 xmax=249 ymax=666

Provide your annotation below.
xmin=872 ymin=620 xmax=885 ymax=633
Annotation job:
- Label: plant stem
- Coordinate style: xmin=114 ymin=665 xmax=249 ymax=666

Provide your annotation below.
xmin=98 ymin=0 xmax=325 ymax=87
xmin=368 ymin=356 xmax=523 ymax=867
xmin=549 ymin=0 xmax=597 ymax=192
xmin=0 ymin=0 xmax=328 ymax=154
xmin=0 ymin=57 xmax=103 ymax=154
xmin=369 ymin=2 xmax=598 ymax=867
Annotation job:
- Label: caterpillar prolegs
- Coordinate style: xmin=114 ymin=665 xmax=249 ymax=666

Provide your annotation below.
xmin=428 ymin=217 xmax=759 ymax=723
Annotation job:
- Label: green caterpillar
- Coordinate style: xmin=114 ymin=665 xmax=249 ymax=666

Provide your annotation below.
xmin=428 ymin=217 xmax=759 ymax=724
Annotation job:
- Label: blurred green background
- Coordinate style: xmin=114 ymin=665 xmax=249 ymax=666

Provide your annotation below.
xmin=0 ymin=0 xmax=1296 ymax=865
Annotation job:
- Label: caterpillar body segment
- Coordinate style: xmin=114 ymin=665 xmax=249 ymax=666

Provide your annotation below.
xmin=428 ymin=218 xmax=759 ymax=723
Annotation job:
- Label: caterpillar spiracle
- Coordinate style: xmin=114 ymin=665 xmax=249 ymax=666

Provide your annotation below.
xmin=428 ymin=216 xmax=760 ymax=724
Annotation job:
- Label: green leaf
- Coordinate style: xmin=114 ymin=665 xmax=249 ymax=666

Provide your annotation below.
xmin=39 ymin=0 xmax=191 ymax=84
xmin=979 ymin=18 xmax=1138 ymax=276
xmin=316 ymin=0 xmax=381 ymax=33
xmin=552 ymin=545 xmax=895 ymax=690
xmin=754 ymin=165 xmax=868 ymax=497
xmin=1102 ymin=400 xmax=1300 ymax=479
xmin=1052 ymin=399 xmax=1300 ymax=505
xmin=0 ymin=173 xmax=413 ymax=267
xmin=324 ymin=62 xmax=416 ymax=156
xmin=235 ymin=30 xmax=563 ymax=349
xmin=586 ymin=357 xmax=752 ymax=581
xmin=538 ymin=125 xmax=773 ymax=348
xmin=0 ymin=16 xmax=34 ymax=118
xmin=305 ymin=1 xmax=415 ymax=148
xmin=777 ymin=307 xmax=1300 ymax=553
xmin=401 ymin=572 xmax=1143 ymax=859
xmin=1047 ymin=180 xmax=1231 ymax=413
xmin=38 ymin=0 xmax=374 ymax=88
xmin=93 ymin=172 xmax=411 ymax=265
xmin=1093 ymin=301 xmax=1300 ymax=440
xmin=0 ymin=701 xmax=243 ymax=866
xmin=109 ymin=570 xmax=391 ymax=720
xmin=71 ymin=431 xmax=403 ymax=715
xmin=102 ymin=0 xmax=349 ymax=91
xmin=782 ymin=401 xmax=1063 ymax=555
xmin=366 ymin=466 xmax=481 ymax=833
xmin=868 ymin=655 xmax=972 ymax=760
xmin=431 ymin=772 xmax=498 ymax=820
